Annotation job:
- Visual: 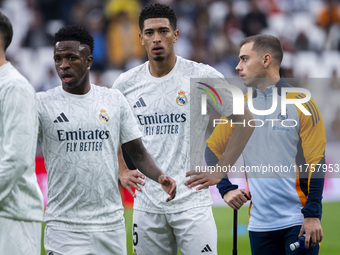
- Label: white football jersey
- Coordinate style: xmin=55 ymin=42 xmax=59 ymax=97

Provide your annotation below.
xmin=37 ymin=84 xmax=142 ymax=232
xmin=0 ymin=62 xmax=44 ymax=222
xmin=113 ymin=56 xmax=233 ymax=213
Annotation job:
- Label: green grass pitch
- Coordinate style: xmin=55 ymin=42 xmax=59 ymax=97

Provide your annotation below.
xmin=41 ymin=202 xmax=340 ymax=254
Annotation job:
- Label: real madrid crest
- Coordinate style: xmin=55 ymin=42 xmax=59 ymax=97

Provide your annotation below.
xmin=176 ymin=90 xmax=187 ymax=106
xmin=99 ymin=108 xmax=110 ymax=123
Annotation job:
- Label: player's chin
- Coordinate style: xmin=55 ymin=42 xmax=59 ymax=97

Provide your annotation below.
xmin=153 ymin=56 xmax=165 ymax=62
xmin=242 ymin=79 xmax=252 ymax=87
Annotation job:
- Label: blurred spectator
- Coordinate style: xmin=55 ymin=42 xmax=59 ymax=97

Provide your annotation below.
xmin=224 ymin=0 xmax=242 ymax=32
xmin=105 ymin=0 xmax=141 ymax=20
xmin=241 ymin=0 xmax=268 ymax=37
xmin=87 ymin=9 xmax=108 ymax=71
xmin=316 ymin=0 xmax=340 ymax=50
xmin=316 ymin=0 xmax=340 ymax=34
xmin=68 ymin=0 xmax=88 ymax=27
xmin=260 ymin=0 xmax=281 ymax=16
xmin=294 ymin=31 xmax=310 ymax=51
xmin=39 ymin=0 xmax=62 ymax=21
xmin=189 ymin=6 xmax=211 ymax=63
xmin=105 ymin=0 xmax=144 ymax=69
xmin=22 ymin=8 xmax=53 ymax=49
xmin=37 ymin=66 xmax=59 ymax=92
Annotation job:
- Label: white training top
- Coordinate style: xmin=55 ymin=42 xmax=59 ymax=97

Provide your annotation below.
xmin=37 ymin=84 xmax=142 ymax=232
xmin=0 ymin=62 xmax=44 ymax=222
xmin=113 ymin=56 xmax=233 ymax=213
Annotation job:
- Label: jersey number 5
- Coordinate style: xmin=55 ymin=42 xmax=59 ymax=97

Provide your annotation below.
xmin=133 ymin=223 xmax=138 ymax=246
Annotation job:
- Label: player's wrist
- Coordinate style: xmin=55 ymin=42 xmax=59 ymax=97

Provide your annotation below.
xmin=158 ymin=174 xmax=167 ymax=183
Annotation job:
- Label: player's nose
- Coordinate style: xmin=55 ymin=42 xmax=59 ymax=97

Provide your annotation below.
xmin=153 ymin=32 xmax=161 ymax=43
xmin=235 ymin=62 xmax=242 ymax=71
xmin=60 ymin=58 xmax=70 ymax=69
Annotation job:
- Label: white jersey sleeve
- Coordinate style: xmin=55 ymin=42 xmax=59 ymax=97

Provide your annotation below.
xmin=118 ymin=89 xmax=143 ymax=144
xmin=0 ymin=62 xmax=44 ymax=222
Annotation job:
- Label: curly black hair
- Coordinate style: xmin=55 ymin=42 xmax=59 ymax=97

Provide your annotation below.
xmin=0 ymin=11 xmax=13 ymax=51
xmin=54 ymin=25 xmax=94 ymax=54
xmin=139 ymin=3 xmax=177 ymax=31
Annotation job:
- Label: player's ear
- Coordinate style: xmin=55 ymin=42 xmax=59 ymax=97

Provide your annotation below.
xmin=263 ymin=53 xmax=271 ymax=68
xmin=139 ymin=32 xmax=144 ymax=46
xmin=86 ymin=55 xmax=93 ymax=69
xmin=173 ymin=29 xmax=179 ymax=43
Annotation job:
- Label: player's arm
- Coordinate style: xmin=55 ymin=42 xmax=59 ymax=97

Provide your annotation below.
xmin=118 ymin=145 xmax=145 ymax=198
xmin=205 ymin=120 xmax=250 ymax=209
xmin=217 ymin=110 xmax=254 ymax=175
xmin=122 ymin=138 xmax=176 ymax=202
xmin=0 ymin=85 xmax=37 ymax=202
xmin=186 ymin=106 xmax=254 ymax=189
xmin=296 ymin=97 xmax=326 ymax=248
xmin=116 ymin=89 xmax=169 ymax=198
xmin=113 ymin=76 xmax=145 ymax=197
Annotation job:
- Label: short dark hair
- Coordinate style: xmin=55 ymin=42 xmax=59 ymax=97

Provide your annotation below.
xmin=0 ymin=11 xmax=13 ymax=51
xmin=139 ymin=3 xmax=177 ymax=31
xmin=54 ymin=25 xmax=94 ymax=54
xmin=240 ymin=35 xmax=283 ymax=66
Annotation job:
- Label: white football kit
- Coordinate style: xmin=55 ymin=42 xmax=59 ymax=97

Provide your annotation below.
xmin=0 ymin=62 xmax=43 ymax=255
xmin=113 ymin=56 xmax=233 ymax=254
xmin=37 ymin=84 xmax=142 ymax=254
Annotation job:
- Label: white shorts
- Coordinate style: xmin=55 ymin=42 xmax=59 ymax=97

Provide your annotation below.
xmin=44 ymin=225 xmax=127 ymax=255
xmin=132 ymin=206 xmax=217 ymax=255
xmin=0 ymin=217 xmax=41 ymax=255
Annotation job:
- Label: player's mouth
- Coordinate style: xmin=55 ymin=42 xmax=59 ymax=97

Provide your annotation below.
xmin=61 ymin=73 xmax=74 ymax=83
xmin=152 ymin=46 xmax=164 ymax=54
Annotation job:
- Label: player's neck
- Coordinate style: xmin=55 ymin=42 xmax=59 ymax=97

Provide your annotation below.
xmin=148 ymin=55 xmax=177 ymax=78
xmin=256 ymin=77 xmax=280 ymax=94
xmin=0 ymin=53 xmax=6 ymax=66
xmin=256 ymin=70 xmax=280 ymax=94
xmin=62 ymin=81 xmax=91 ymax=95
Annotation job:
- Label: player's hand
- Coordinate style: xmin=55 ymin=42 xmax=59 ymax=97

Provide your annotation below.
xmin=184 ymin=170 xmax=222 ymax=190
xmin=119 ymin=167 xmax=145 ymax=198
xmin=299 ymin=217 xmax=323 ymax=248
xmin=158 ymin=175 xmax=176 ymax=202
xmin=223 ymin=189 xmax=251 ymax=210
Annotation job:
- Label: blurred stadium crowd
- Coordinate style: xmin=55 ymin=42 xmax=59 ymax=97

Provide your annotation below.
xmin=1 ymin=0 xmax=340 ymax=140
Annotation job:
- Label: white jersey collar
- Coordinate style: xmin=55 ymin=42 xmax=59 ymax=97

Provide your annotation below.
xmin=145 ymin=56 xmax=180 ymax=81
xmin=60 ymin=83 xmax=94 ymax=99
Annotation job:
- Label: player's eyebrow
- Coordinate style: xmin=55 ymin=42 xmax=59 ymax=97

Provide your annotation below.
xmin=144 ymin=27 xmax=170 ymax=32
xmin=239 ymin=54 xmax=249 ymax=60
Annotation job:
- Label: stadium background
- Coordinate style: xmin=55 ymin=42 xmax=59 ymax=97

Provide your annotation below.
xmin=1 ymin=0 xmax=340 ymax=254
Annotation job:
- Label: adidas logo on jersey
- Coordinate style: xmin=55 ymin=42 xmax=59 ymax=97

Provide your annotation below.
xmin=53 ymin=112 xmax=69 ymax=123
xmin=201 ymin=244 xmax=212 ymax=253
xmin=133 ymin=97 xmax=147 ymax=108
